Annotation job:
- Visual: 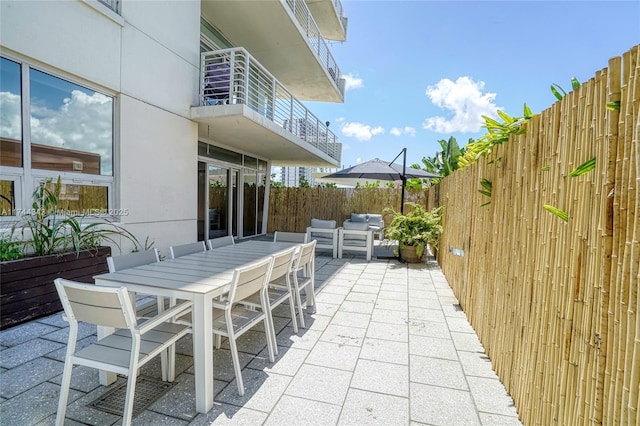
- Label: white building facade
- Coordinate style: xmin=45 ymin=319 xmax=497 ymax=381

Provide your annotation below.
xmin=0 ymin=0 xmax=347 ymax=250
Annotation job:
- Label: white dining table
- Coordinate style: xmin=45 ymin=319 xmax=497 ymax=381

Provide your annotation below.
xmin=93 ymin=240 xmax=304 ymax=414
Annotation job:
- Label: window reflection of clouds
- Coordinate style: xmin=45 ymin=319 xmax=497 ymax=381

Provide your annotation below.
xmin=29 ymin=69 xmax=113 ymax=176
xmin=0 ymin=58 xmax=22 ymax=141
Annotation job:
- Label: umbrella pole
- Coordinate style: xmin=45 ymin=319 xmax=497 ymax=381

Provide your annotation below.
xmin=390 ymin=148 xmax=408 ymax=263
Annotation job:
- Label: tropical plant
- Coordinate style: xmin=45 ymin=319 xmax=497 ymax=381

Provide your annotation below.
xmin=421 ymin=136 xmax=466 ymax=182
xmin=6 ymin=177 xmax=144 ymax=259
xmin=459 ymin=104 xmax=536 ymax=169
xmin=550 ymin=77 xmax=581 ymax=101
xmin=382 ymin=202 xmax=443 ymax=259
xmin=0 ymin=237 xmax=21 ymax=261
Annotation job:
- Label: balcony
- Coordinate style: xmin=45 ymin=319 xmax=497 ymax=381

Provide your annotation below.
xmin=191 ymin=48 xmax=342 ymax=168
xmin=201 ymin=0 xmax=344 ymax=103
xmin=306 ymin=0 xmax=348 ymax=41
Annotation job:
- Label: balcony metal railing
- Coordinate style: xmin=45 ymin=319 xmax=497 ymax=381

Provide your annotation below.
xmin=97 ymin=0 xmax=119 ymax=13
xmin=332 ymin=0 xmax=345 ymax=26
xmin=285 ymin=0 xmax=344 ymax=96
xmin=201 ymin=49 xmax=342 ymax=164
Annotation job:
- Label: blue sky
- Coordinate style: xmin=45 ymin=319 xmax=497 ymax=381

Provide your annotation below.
xmin=306 ymin=0 xmax=640 ymax=171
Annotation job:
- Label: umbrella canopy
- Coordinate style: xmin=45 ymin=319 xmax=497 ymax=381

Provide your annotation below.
xmin=321 ymin=149 xmax=440 ymax=213
xmin=322 ymin=158 xmax=439 ymax=182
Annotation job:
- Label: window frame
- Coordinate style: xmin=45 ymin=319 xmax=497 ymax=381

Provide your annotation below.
xmin=0 ymin=53 xmax=117 ymax=222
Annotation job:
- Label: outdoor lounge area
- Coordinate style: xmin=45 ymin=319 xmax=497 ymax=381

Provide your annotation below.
xmin=0 ymin=238 xmax=521 ymax=425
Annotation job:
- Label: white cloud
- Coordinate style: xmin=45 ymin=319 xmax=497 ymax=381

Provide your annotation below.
xmin=343 ymin=73 xmax=363 ymax=92
xmin=390 ymin=126 xmax=416 ymax=137
xmin=422 ymin=76 xmax=501 ymax=133
xmin=340 ymin=121 xmax=384 ymax=141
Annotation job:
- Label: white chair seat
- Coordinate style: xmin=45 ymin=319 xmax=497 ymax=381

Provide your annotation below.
xmin=75 ymin=321 xmax=189 ymax=369
xmin=212 ymin=305 xmax=266 ymax=336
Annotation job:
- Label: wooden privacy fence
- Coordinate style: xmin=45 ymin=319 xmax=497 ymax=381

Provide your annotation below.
xmin=425 ymin=46 xmax=639 ymax=425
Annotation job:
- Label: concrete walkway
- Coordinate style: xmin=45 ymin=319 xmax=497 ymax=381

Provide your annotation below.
xmin=0 ymin=252 xmax=522 ymax=425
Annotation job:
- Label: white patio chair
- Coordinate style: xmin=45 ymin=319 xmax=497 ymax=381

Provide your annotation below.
xmin=273 ymin=231 xmax=308 ymax=243
xmin=207 ymin=235 xmax=235 ymax=250
xmin=291 ymin=240 xmax=316 ymax=328
xmin=107 ymin=249 xmax=179 ymax=381
xmin=169 ymin=241 xmax=207 ymax=258
xmin=338 ymin=221 xmax=374 ymax=261
xmin=305 ymin=218 xmax=339 ymax=258
xmin=239 ymin=247 xmax=298 ymax=355
xmin=211 ymin=256 xmax=276 ymax=396
xmin=54 ymin=278 xmax=191 ymax=425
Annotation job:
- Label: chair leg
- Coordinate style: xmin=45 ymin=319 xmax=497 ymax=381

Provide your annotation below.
xmin=122 ymin=371 xmax=138 ymax=425
xmin=293 ymin=276 xmax=306 ymax=328
xmin=56 ymin=360 xmax=74 ymax=425
xmin=167 ymin=345 xmax=176 ymax=382
xmin=288 ymin=293 xmax=299 ymax=333
xmin=227 ymin=333 xmax=244 ymax=396
xmin=215 ymin=334 xmax=222 ymax=349
xmin=160 ymin=350 xmax=168 ymax=381
xmin=263 ymin=316 xmax=276 ymax=362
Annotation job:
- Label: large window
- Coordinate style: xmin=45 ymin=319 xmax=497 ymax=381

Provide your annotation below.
xmin=0 ymin=58 xmax=22 ymax=168
xmin=0 ymin=56 xmax=114 ymax=217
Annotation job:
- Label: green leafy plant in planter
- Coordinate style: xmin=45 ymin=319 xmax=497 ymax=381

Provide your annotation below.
xmin=383 ymin=202 xmax=444 ymax=262
xmin=0 ymin=177 xmax=152 ymax=329
xmin=4 ymin=177 xmax=143 ymax=259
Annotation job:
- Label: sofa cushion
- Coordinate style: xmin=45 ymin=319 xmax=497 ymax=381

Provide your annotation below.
xmin=311 ymin=218 xmax=336 ymax=229
xmin=367 ymin=214 xmax=383 ymax=227
xmin=342 ymin=220 xmax=369 ymax=241
xmin=350 ymin=213 xmax=368 ymax=223
xmin=343 ymin=220 xmax=369 ymax=231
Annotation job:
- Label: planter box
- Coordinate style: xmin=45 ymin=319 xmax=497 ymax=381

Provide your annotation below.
xmin=0 ymin=246 xmax=111 ymax=329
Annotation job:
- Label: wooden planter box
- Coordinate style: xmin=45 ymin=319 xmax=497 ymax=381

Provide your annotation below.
xmin=0 ymin=246 xmax=111 ymax=330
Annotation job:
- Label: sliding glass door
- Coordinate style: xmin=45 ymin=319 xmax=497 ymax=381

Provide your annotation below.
xmin=197 ymin=161 xmax=239 ymax=241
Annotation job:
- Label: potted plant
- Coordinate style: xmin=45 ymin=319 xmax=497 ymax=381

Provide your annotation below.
xmin=382 ymin=202 xmax=443 ymax=263
xmin=0 ymin=177 xmax=144 ymax=329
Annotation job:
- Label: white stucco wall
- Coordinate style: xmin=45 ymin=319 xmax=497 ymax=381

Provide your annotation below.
xmin=118 ymin=94 xmax=197 ymax=248
xmin=0 ymin=0 xmax=122 ymax=90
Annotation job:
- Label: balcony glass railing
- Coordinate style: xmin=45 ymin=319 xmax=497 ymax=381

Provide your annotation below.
xmin=284 ymin=0 xmax=343 ymax=96
xmin=201 ymin=49 xmax=342 ymax=164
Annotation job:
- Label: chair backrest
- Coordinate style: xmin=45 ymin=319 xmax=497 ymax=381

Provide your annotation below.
xmin=54 ymin=278 xmax=135 ymax=330
xmin=269 ymin=247 xmax=297 ymax=281
xmin=228 ymin=257 xmax=274 ymax=304
xmin=273 ymin=232 xmax=308 ymax=243
xmin=107 ymin=249 xmax=159 ymax=273
xmin=294 ymin=240 xmax=316 ymax=270
xmin=169 ymin=241 xmax=206 ymax=259
xmin=207 ymin=236 xmax=235 ymax=250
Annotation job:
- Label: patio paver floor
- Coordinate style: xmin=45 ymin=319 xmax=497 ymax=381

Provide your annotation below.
xmin=0 ymin=246 xmax=522 ymax=425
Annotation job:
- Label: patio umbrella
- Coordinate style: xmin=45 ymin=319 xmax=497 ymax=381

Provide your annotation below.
xmin=321 ymin=148 xmax=439 ymax=213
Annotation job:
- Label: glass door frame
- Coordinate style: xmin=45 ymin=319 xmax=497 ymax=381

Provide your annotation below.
xmin=198 ymin=157 xmax=241 ymax=240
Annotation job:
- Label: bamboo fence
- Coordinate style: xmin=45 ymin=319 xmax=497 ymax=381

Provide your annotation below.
xmin=267 ymin=186 xmax=429 ymax=232
xmin=265 ymin=45 xmax=638 ymax=425
xmin=426 ymin=45 xmax=639 ymax=425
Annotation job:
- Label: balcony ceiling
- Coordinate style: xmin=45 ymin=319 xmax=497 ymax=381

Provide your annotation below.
xmin=191 ymin=104 xmax=340 ymax=168
xmin=201 ymin=1 xmax=343 ymax=103
xmin=306 ymin=0 xmax=347 ymax=41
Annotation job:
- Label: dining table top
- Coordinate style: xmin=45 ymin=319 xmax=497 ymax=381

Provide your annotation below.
xmin=93 ymin=240 xmax=299 ymax=296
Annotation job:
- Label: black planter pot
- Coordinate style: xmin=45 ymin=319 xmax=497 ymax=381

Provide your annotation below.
xmin=0 ymin=246 xmax=111 ymax=329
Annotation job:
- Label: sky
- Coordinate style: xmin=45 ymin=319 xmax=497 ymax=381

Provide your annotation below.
xmin=304 ymin=0 xmax=640 ymax=172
